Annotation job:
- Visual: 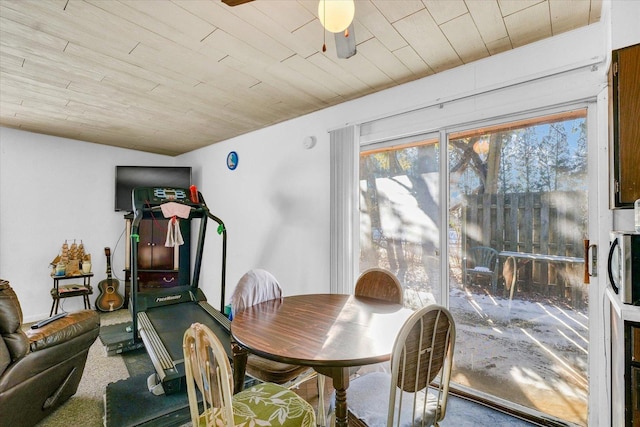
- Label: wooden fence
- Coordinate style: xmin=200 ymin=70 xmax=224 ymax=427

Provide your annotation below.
xmin=462 ymin=191 xmax=587 ymax=300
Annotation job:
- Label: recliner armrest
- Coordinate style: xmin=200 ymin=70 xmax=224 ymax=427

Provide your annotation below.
xmin=26 ymin=310 xmax=99 ymax=352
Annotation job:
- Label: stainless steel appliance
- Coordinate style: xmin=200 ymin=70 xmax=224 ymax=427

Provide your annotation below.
xmin=608 ymin=231 xmax=640 ymax=304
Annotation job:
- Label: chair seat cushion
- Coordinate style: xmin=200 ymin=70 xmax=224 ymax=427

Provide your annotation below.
xmin=346 ymin=372 xmax=438 ymax=427
xmin=201 ymin=382 xmax=316 ymax=427
xmin=246 ymin=353 xmax=309 ymax=384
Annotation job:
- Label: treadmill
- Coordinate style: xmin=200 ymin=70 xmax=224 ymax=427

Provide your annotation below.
xmin=129 ymin=186 xmax=231 ymax=395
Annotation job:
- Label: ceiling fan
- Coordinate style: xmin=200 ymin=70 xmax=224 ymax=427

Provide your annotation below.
xmin=221 ymin=0 xmax=357 ymax=58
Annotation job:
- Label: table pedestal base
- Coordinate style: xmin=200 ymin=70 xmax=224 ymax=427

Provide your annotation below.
xmin=316 ymin=366 xmax=349 ymax=427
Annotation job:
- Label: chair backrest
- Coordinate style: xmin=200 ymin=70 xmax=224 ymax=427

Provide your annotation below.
xmin=354 ymin=268 xmax=403 ymax=305
xmin=388 ymin=304 xmax=456 ymax=426
xmin=230 ymin=269 xmax=282 ymax=314
xmin=183 ymin=322 xmax=235 ymax=427
xmin=469 ymin=246 xmax=498 ymax=270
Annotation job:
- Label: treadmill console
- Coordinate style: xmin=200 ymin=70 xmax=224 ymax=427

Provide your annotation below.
xmin=132 ymin=187 xmax=201 ymax=210
xmin=152 ymin=187 xmax=187 ymax=202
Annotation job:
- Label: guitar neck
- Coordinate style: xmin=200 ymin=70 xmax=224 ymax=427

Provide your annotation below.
xmin=104 ymin=247 xmax=113 ymax=280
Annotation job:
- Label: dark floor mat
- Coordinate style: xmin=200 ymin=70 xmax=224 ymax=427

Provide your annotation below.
xmin=99 ymin=321 xmax=145 ymax=355
xmin=99 ymin=322 xmax=132 ymax=345
xmin=104 ymin=374 xmax=192 ymax=427
xmin=122 ymin=347 xmax=154 ymax=378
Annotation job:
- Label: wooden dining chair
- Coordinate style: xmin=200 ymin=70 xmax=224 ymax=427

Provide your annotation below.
xmin=230 ymin=269 xmax=325 ymax=425
xmin=343 ymin=267 xmax=406 ymax=417
xmin=350 ymin=267 xmax=404 ymax=379
xmin=230 ymin=269 xmax=314 ymax=387
xmin=354 ymin=267 xmax=404 ymax=304
xmin=344 ymin=304 xmax=456 ymax=427
xmin=183 ymin=322 xmax=316 ymax=427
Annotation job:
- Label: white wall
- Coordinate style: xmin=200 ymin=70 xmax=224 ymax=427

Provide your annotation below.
xmin=612 ymin=0 xmax=640 ymax=50
xmin=178 ymin=113 xmax=332 ymax=304
xmin=0 ymin=129 xmax=173 ymax=321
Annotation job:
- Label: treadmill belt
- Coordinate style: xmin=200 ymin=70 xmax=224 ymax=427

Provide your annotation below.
xmin=144 ymin=302 xmax=232 ymax=362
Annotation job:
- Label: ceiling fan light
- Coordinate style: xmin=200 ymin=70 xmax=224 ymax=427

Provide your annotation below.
xmin=318 ymin=0 xmax=355 ymax=33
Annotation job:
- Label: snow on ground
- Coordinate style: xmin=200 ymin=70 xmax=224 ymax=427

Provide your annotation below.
xmin=448 ymin=287 xmax=589 ymax=425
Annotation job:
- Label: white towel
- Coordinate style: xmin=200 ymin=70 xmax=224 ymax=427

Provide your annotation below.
xmin=160 ymin=202 xmax=191 ymax=219
xmin=165 ymin=217 xmax=184 ymax=247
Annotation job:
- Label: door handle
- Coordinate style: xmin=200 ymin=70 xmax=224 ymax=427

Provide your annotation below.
xmin=584 ymin=239 xmax=598 ymax=284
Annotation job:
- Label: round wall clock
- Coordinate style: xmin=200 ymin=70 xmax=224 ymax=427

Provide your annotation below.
xmin=227 ymin=151 xmax=238 ymax=170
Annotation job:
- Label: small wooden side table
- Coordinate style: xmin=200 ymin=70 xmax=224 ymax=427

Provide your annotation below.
xmin=50 ymin=273 xmax=94 ymax=316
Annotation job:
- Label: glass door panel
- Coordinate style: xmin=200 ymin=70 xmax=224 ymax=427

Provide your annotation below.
xmin=447 ymin=110 xmax=589 ymax=425
xmin=359 ymin=136 xmax=441 ymax=306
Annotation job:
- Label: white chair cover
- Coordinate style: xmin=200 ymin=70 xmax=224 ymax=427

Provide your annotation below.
xmin=230 ymin=269 xmax=282 ymax=315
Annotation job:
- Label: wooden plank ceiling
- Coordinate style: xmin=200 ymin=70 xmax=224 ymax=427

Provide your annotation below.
xmin=0 ymin=0 xmax=601 ymax=156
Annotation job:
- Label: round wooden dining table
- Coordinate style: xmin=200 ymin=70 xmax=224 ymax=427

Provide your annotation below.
xmin=231 ymin=293 xmax=414 ymax=427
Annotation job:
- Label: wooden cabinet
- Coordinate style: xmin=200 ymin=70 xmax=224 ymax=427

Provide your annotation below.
xmin=138 ymin=219 xmax=174 ymax=270
xmin=626 ymin=322 xmax=640 ymax=426
xmin=610 ymin=43 xmax=640 ymax=207
xmin=124 ymin=215 xmax=190 ymax=294
xmin=137 ymin=271 xmax=179 ymax=288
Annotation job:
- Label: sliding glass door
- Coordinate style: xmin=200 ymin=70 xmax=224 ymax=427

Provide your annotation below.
xmin=358 ymin=108 xmax=591 ymax=425
xmin=448 ymin=110 xmax=589 ymax=425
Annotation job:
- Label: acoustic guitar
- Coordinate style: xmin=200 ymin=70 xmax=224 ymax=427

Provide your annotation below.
xmin=96 ymin=247 xmax=124 ymax=312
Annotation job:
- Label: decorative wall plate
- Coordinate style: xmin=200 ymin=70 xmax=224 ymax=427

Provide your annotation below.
xmin=227 ymin=151 xmax=238 ymax=170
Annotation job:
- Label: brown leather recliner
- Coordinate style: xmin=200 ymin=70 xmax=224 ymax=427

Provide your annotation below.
xmin=0 ymin=279 xmax=100 ymax=427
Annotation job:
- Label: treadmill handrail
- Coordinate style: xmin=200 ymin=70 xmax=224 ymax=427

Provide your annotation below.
xmin=206 ymin=209 xmax=226 ymax=314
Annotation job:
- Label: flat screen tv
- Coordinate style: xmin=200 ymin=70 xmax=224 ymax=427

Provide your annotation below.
xmin=115 ymin=166 xmax=192 ymax=212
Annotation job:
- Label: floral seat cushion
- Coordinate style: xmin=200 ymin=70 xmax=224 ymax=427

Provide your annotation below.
xmin=199 ymin=382 xmax=316 ymax=427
